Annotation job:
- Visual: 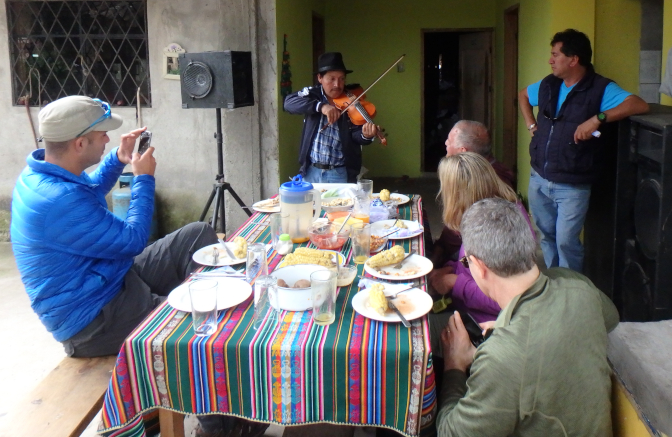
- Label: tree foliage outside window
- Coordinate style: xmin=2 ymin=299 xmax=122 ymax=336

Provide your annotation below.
xmin=6 ymin=0 xmax=151 ymax=107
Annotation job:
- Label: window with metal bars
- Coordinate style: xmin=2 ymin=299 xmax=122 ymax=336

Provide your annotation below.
xmin=6 ymin=0 xmax=151 ymax=107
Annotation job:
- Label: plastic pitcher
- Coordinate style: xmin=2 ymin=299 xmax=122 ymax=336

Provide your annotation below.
xmin=279 ymin=175 xmax=321 ymax=243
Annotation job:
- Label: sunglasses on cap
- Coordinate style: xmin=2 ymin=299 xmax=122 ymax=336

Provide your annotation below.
xmin=74 ymin=98 xmax=112 ymax=138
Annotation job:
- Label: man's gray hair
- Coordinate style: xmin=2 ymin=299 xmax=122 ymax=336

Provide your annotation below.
xmin=461 ymin=198 xmax=536 ymax=277
xmin=454 ymin=120 xmax=491 ymax=156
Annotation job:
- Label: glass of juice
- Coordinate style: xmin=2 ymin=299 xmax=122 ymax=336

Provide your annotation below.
xmin=351 ymin=222 xmax=371 ymax=264
xmin=352 ymin=194 xmax=370 ymax=223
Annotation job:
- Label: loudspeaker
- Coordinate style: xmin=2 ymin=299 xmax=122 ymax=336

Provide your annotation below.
xmin=179 ymin=51 xmax=254 ymax=109
xmin=612 ymin=106 xmax=672 ymax=321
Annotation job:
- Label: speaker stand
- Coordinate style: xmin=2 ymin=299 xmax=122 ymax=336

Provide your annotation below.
xmin=199 ymin=108 xmax=252 ymax=234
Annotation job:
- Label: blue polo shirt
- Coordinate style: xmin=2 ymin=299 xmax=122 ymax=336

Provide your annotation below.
xmin=527 ymin=80 xmax=631 ymax=113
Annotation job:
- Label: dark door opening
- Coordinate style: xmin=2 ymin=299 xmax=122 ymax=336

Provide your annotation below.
xmin=422 ymin=30 xmax=493 ymax=172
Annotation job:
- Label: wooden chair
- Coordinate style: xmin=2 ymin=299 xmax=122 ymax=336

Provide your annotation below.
xmin=0 ymin=356 xmax=116 ymax=437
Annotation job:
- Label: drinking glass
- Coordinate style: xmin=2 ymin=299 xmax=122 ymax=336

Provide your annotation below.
xmin=253 ymin=275 xmax=279 ymax=330
xmin=357 ymin=179 xmax=373 ymax=199
xmin=270 ymin=213 xmax=288 ymax=249
xmin=246 ymin=243 xmax=268 ymax=285
xmin=351 ymin=222 xmax=371 ymax=264
xmin=311 ymin=270 xmax=338 ymax=326
xmin=352 ymin=194 xmax=370 ymax=223
xmin=189 ymin=279 xmax=218 ymax=336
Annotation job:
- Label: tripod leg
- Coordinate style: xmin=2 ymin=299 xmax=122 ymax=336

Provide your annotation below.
xmin=199 ymin=186 xmax=218 ymax=222
xmin=212 ymin=186 xmax=221 ymax=233
xmin=217 ymin=185 xmax=226 ymax=233
xmin=224 ymin=184 xmax=253 ymax=217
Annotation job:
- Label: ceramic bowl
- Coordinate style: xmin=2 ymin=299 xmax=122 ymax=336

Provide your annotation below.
xmin=270 ymin=264 xmax=330 ymax=311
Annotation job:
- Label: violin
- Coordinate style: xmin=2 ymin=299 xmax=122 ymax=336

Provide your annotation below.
xmin=332 ymin=85 xmax=387 ymax=146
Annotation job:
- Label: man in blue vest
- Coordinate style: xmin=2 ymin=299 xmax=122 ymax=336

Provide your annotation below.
xmin=519 ymin=29 xmax=648 ymax=272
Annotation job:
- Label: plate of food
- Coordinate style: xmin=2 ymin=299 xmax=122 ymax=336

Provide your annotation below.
xmin=277 ymin=247 xmax=345 ymax=268
xmin=370 ymin=220 xmax=424 ymax=240
xmin=372 ymin=191 xmax=410 ymax=205
xmin=363 ymin=246 xmax=433 ymax=280
xmin=192 ymin=238 xmax=248 ymax=266
xmin=352 ymin=283 xmax=433 ymax=323
xmin=168 ymin=277 xmax=252 ymax=312
xmin=252 ymin=197 xmax=280 ymax=213
xmin=321 ymin=197 xmax=354 ymax=213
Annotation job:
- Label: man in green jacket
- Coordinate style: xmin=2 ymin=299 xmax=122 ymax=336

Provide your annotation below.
xmin=437 ymin=197 xmax=619 ymax=436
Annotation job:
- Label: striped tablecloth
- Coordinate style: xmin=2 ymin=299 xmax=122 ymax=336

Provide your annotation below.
xmin=100 ymin=196 xmax=438 ymax=437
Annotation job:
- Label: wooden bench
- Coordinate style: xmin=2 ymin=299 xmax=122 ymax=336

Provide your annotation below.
xmin=0 ymin=356 xmax=117 ymax=437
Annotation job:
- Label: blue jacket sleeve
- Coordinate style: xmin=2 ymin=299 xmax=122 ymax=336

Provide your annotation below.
xmin=43 ymin=174 xmax=155 ymax=259
xmin=284 ymin=87 xmax=322 ymax=115
xmin=88 ymin=147 xmax=127 ymax=196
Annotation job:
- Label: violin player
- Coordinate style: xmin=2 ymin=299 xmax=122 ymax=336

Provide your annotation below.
xmin=284 ymin=52 xmax=379 ymax=183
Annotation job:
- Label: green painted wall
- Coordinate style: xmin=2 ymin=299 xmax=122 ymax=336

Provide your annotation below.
xmin=323 ymin=0 xmax=496 ymax=178
xmin=276 ymin=0 xmax=325 ymax=182
xmin=662 ymin=0 xmax=672 ymax=106
xmin=594 ymin=0 xmax=641 ymax=93
xmin=493 ymin=0 xmax=639 ymax=200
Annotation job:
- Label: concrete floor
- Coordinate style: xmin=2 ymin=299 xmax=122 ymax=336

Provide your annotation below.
xmin=0 ymin=178 xmax=442 ymax=436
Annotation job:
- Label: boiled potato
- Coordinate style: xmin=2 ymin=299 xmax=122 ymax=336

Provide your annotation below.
xmin=293 ymin=279 xmax=311 ymax=288
xmin=277 ymin=278 xmax=289 ymax=288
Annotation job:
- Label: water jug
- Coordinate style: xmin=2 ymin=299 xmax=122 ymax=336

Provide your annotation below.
xmin=279 ymin=175 xmax=321 ymax=243
xmin=112 ymin=172 xmax=158 ymax=241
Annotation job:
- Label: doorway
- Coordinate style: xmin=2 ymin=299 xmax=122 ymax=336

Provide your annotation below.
xmin=422 ymin=29 xmax=493 ymax=172
xmin=502 ymin=5 xmax=519 ymax=176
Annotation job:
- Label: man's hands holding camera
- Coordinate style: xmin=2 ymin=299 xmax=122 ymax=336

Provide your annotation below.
xmin=116 ymin=126 xmax=156 ymax=177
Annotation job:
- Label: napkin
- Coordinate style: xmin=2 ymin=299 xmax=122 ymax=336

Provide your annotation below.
xmin=358 ymin=278 xmax=415 ymax=296
xmin=386 ymin=221 xmax=423 ymax=238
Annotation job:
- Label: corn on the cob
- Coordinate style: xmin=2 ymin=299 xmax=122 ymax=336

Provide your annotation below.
xmin=282 ymin=247 xmax=337 ymax=267
xmin=233 ymin=236 xmax=247 ymax=259
xmin=379 ymin=189 xmax=391 ymax=202
xmin=367 ymin=245 xmax=405 ymax=268
xmin=368 ymin=283 xmax=388 ymax=315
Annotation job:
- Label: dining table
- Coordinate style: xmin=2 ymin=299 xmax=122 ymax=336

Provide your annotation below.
xmin=99 ymin=195 xmax=438 ymax=437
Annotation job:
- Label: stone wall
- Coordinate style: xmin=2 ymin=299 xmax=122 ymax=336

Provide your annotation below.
xmin=0 ymin=0 xmax=278 ymax=240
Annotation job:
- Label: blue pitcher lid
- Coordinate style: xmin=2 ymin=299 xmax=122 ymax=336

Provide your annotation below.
xmin=280 ymin=174 xmax=314 ymax=192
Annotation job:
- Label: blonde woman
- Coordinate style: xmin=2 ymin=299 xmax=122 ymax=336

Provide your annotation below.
xmin=429 ymin=152 xmax=530 ymax=323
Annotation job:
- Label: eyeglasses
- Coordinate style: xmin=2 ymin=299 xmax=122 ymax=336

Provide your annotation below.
xmin=75 ymin=98 xmax=111 ymax=137
xmin=459 ymin=255 xmax=469 ymax=269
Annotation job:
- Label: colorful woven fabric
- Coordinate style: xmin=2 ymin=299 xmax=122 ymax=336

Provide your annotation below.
xmin=100 ymin=196 xmax=437 ymax=437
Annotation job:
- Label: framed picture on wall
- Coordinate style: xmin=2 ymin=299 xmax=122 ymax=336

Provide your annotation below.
xmin=163 ymin=43 xmax=185 ymax=80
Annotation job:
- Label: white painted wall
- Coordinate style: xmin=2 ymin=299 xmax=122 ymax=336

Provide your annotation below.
xmin=0 ymin=0 xmax=278 ymax=237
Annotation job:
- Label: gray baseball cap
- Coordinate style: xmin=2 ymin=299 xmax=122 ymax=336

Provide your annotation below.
xmin=38 ymin=95 xmax=123 ymax=142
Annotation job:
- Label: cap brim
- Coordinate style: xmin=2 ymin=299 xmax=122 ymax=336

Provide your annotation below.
xmin=93 ymin=113 xmax=123 ymax=132
xmin=316 ymin=69 xmax=353 ymax=75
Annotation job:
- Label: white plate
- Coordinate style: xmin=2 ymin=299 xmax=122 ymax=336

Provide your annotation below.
xmin=193 ymin=243 xmax=246 ymax=266
xmin=167 ymin=277 xmax=252 ymax=312
xmin=352 ymin=287 xmax=433 ymax=323
xmin=252 ymin=198 xmax=280 ymax=213
xmin=370 ymin=220 xmax=424 ymax=240
xmin=363 ymin=253 xmax=433 ymax=280
xmin=372 ymin=193 xmax=410 ymax=205
xmin=312 ymin=183 xmax=358 ymax=194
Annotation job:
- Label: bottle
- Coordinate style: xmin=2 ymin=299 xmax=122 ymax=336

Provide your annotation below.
xmin=277 ymin=234 xmax=293 ymax=255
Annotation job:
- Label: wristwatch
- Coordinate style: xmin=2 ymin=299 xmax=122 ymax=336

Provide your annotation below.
xmin=597 ymin=112 xmax=607 ymax=124
xmin=528 ymin=123 xmax=536 ymax=131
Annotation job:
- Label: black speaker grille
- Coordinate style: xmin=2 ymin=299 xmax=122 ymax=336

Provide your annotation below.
xmin=634 ymin=179 xmax=662 ymax=259
xmin=182 ymin=61 xmax=213 ymax=99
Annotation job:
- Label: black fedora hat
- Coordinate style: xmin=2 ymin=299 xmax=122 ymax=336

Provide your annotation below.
xmin=316 ymin=52 xmax=353 ymax=74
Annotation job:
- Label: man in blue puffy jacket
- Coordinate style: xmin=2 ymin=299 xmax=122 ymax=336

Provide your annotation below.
xmin=11 ymin=96 xmax=218 ymax=357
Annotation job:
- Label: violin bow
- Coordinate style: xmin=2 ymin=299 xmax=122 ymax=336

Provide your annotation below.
xmin=320 ymin=54 xmax=406 ymax=131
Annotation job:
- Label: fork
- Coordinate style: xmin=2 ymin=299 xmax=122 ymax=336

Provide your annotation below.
xmin=391 ymin=250 xmax=415 ymax=270
xmin=212 ymin=247 xmax=220 ymax=264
